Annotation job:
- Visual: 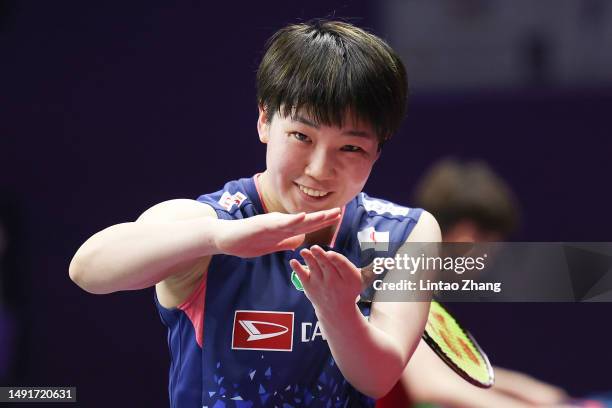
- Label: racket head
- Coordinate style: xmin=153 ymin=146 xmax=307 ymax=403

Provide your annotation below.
xmin=422 ymin=301 xmax=494 ymax=388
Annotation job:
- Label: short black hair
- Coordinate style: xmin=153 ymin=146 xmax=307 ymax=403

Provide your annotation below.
xmin=256 ymin=19 xmax=408 ymax=145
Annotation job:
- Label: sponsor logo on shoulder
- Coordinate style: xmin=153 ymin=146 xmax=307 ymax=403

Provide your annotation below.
xmin=232 ymin=310 xmax=294 ymax=352
xmin=362 ymin=196 xmax=409 ymax=217
xmin=357 ymin=226 xmax=390 ymax=251
xmin=219 ymin=191 xmax=247 ymax=211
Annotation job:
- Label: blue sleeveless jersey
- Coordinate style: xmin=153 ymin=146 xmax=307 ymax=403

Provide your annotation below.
xmin=155 ymin=175 xmax=423 ymax=408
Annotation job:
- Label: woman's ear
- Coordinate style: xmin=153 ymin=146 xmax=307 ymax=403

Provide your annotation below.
xmin=257 ymin=105 xmax=270 ymax=143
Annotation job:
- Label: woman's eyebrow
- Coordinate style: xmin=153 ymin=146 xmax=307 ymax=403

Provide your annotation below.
xmin=292 ymin=114 xmax=374 ymax=139
xmin=342 ymin=129 xmax=373 ymax=138
xmin=293 ymin=114 xmax=320 ymax=129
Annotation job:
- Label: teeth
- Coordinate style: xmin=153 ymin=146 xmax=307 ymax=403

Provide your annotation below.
xmin=298 ymin=184 xmax=329 ymax=197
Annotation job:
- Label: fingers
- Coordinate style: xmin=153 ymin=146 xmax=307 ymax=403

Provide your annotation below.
xmin=269 ymin=209 xmax=341 ymax=241
xmin=309 ymin=245 xmax=343 ymax=282
xmin=300 ymin=245 xmax=348 ymax=284
xmin=275 ymin=234 xmax=305 ymax=251
xmin=326 ymin=251 xmax=362 ymax=283
xmin=325 ymin=250 xmax=353 ymax=271
xmin=303 ymin=207 xmax=342 ymax=222
xmin=283 ymin=208 xmax=341 ymax=232
xmin=300 ymin=248 xmax=325 ymax=283
xmin=289 ymin=259 xmax=310 ymax=285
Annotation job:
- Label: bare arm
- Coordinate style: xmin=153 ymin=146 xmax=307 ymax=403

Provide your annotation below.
xmin=69 ymin=199 xmax=342 ymax=297
xmin=401 ymin=339 xmax=530 ymax=408
xmin=492 ymin=366 xmax=568 ymax=405
xmin=291 ymin=210 xmax=441 ymax=398
xmin=399 ymin=339 xmax=570 ymax=408
xmin=69 ymin=199 xmax=220 ymax=295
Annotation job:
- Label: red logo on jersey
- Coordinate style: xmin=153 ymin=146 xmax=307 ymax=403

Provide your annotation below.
xmin=232 ymin=310 xmax=294 ymax=352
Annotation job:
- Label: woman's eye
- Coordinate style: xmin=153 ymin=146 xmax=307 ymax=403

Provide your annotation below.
xmin=341 ymin=145 xmax=363 ymax=152
xmin=291 ymin=132 xmax=310 ymax=142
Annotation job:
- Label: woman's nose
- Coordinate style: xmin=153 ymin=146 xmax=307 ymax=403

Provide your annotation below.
xmin=304 ymin=148 xmax=336 ymax=181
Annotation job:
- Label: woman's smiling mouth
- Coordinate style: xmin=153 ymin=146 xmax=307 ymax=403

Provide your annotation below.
xmin=295 ymin=183 xmax=331 ymax=199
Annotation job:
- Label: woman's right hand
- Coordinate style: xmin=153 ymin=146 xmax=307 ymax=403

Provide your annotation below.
xmin=213 ymin=208 xmax=341 ymax=258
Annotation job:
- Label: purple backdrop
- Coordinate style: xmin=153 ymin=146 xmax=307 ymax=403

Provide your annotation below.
xmin=1 ymin=1 xmax=611 ymax=406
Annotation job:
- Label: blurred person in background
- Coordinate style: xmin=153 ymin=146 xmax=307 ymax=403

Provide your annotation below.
xmin=378 ymin=158 xmax=574 ymax=408
xmin=413 ymin=158 xmax=519 ymax=243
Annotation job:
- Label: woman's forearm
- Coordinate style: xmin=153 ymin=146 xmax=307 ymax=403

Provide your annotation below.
xmin=315 ymin=303 xmax=412 ymax=399
xmin=69 ymin=217 xmax=222 ymax=294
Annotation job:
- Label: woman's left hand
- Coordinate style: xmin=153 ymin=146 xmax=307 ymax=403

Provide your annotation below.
xmin=289 ymin=245 xmax=363 ymax=317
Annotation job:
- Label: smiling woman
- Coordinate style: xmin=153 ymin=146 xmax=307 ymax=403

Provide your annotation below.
xmin=69 ymin=19 xmax=440 ymax=408
xmin=256 ymin=108 xmax=380 ymax=215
